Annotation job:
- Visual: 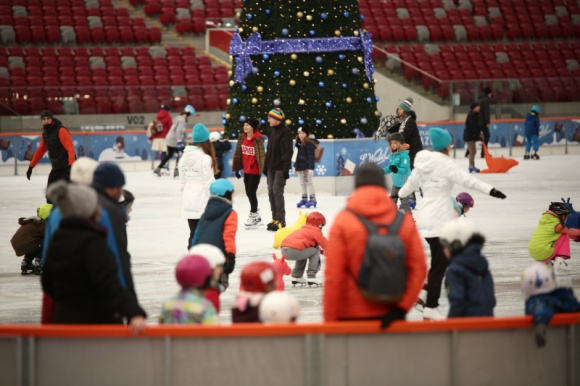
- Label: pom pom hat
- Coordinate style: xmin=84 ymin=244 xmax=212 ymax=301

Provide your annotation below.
xmin=397 ymin=97 xmax=413 ymax=112
xmin=268 ymin=108 xmax=284 ymax=122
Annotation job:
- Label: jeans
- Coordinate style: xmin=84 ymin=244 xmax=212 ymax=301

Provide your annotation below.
xmin=267 ymin=170 xmax=286 ymax=223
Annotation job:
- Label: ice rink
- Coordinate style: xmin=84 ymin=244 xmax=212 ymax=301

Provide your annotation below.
xmin=1 ymin=153 xmax=579 ymax=325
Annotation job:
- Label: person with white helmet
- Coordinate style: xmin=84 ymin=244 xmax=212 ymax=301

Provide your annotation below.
xmin=209 ymin=131 xmax=231 ymax=179
xmin=188 ymin=243 xmax=225 ymax=312
xmin=159 ymin=254 xmax=219 ymax=324
xmin=154 ymin=105 xmax=195 ymax=177
xmin=521 ymin=262 xmax=580 ymax=347
xmin=440 ymin=217 xmax=495 ymax=318
xmin=259 ymin=291 xmax=301 ymax=323
xmin=524 ymin=105 xmax=541 ymax=160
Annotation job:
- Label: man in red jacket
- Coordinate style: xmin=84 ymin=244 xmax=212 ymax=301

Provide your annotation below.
xmin=324 ymin=163 xmax=427 ymax=327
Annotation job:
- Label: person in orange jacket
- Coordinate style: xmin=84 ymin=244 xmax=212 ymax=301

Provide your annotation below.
xmin=281 ymin=211 xmax=328 ymax=286
xmin=324 ymin=163 xmax=427 ymax=327
xmin=191 ymin=179 xmax=238 ymax=293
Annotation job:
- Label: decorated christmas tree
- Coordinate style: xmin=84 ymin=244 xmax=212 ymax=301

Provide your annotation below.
xmin=224 ymin=0 xmax=380 ymax=139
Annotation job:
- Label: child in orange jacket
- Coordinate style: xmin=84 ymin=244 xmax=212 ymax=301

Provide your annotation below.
xmin=280 ymin=211 xmax=328 ymax=286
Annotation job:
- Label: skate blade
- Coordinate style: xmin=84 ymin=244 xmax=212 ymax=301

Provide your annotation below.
xmin=307 ymin=282 xmax=322 ymax=287
xmin=291 ymin=281 xmax=307 ymax=286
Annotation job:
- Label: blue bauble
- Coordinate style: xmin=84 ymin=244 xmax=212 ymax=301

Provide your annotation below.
xmin=360 ymin=118 xmax=368 ymax=125
xmin=339 ymin=54 xmax=345 ymax=60
xmin=222 ymin=119 xmax=226 ymax=125
xmin=342 ymin=83 xmax=347 ymax=88
xmin=263 ymin=54 xmax=269 ymax=60
xmin=233 ymin=98 xmax=239 ymax=104
xmin=318 ymin=81 xmax=324 ymax=87
xmin=366 ymin=97 xmax=372 ymax=103
xmin=316 ymin=56 xmax=323 ymax=63
xmin=282 ymin=28 xmax=289 ymax=36
xmin=239 ymin=115 xmax=246 ymax=122
xmin=361 ymin=15 xmax=365 ymax=20
xmin=241 ymin=85 xmax=247 ymax=91
xmin=352 ymin=68 xmax=359 ymax=75
xmin=375 ymin=96 xmax=380 ymax=102
xmin=309 ymin=30 xmax=315 ymax=36
xmin=321 ymin=12 xmax=327 ymax=19
xmin=231 ymin=133 xmax=237 ymax=138
xmin=274 ymin=71 xmax=280 ymax=77
xmin=221 ymin=114 xmax=226 ymax=119
xmin=298 ymin=119 xmax=305 ymax=125
xmin=265 ymin=9 xmax=271 ymax=15
xmin=315 ymin=119 xmax=322 ymax=125
xmin=325 ymin=102 xmax=331 ymax=108
xmin=343 ymin=12 xmax=350 ymax=18
xmin=247 ymin=13 xmax=253 ymax=20
xmin=252 ymin=67 xmax=259 ymax=74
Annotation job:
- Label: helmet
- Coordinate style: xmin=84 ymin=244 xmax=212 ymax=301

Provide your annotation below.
xmin=259 ymin=291 xmax=301 ymax=323
xmin=549 ymin=202 xmax=571 ymax=216
xmin=188 ymin=244 xmax=225 ymax=268
xmin=306 ymin=211 xmax=326 ymax=228
xmin=388 ymin=133 xmax=405 ymax=144
xmin=241 ymin=261 xmax=276 ymax=293
xmin=37 ymin=204 xmax=54 ymax=220
xmin=456 ymin=192 xmax=474 ymax=208
xmin=531 ymin=105 xmax=540 ymax=114
xmin=439 ymin=218 xmax=479 ymax=256
xmin=184 ymin=105 xmax=195 ymax=115
xmin=209 ymin=131 xmax=222 ymax=142
xmin=175 ymin=254 xmax=212 ymax=289
xmin=521 ymin=263 xmax=556 ymax=299
xmin=210 ymin=179 xmax=234 ymax=197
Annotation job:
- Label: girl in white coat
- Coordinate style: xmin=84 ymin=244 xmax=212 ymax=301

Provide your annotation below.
xmin=179 ymin=123 xmax=218 ymax=249
xmin=399 ymin=128 xmax=506 ymax=320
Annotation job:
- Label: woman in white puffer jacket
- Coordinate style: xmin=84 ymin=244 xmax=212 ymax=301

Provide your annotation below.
xmin=399 ymin=128 xmax=506 ymax=321
xmin=179 ymin=123 xmax=217 ymax=249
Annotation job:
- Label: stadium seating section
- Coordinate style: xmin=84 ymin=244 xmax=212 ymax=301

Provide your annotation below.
xmin=0 ymin=0 xmax=579 ymax=116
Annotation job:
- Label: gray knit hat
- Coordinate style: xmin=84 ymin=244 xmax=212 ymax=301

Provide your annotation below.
xmin=46 ymin=181 xmax=98 ymax=219
xmin=355 ymin=163 xmax=387 ymax=189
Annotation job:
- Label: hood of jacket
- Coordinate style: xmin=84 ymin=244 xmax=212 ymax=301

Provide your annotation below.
xmin=18 ymin=216 xmax=42 ymax=225
xmin=453 ymin=242 xmax=488 ymax=275
xmin=203 ymin=196 xmax=232 ymax=221
xmin=245 ymin=130 xmax=263 ymax=142
xmin=412 ymin=149 xmax=448 ymax=175
xmin=345 ymin=185 xmax=397 ymax=220
xmin=156 ymin=109 xmax=171 ymax=121
xmin=406 ymin=110 xmax=417 ymax=120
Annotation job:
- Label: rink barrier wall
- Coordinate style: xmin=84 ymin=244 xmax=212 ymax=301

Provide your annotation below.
xmin=0 ymin=313 xmax=579 ymax=386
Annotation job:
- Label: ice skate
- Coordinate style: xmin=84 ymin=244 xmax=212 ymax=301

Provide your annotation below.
xmin=408 ymin=200 xmax=416 ymax=210
xmin=307 ymin=277 xmax=322 ymax=287
xmin=423 ymin=307 xmax=445 ymax=321
xmin=291 ymin=277 xmax=307 ymax=286
xmin=173 ymin=168 xmax=179 ymax=178
xmin=153 ymin=167 xmax=161 ymax=177
xmin=468 ymin=166 xmax=480 ymax=173
xmin=20 ymin=257 xmax=33 ymax=275
xmin=244 ymin=212 xmax=262 ymax=229
xmin=552 ymin=257 xmax=570 ymax=274
xmin=523 ymin=154 xmax=530 ymax=160
xmin=32 ymin=258 xmax=42 ymax=275
xmin=267 ymin=220 xmax=284 ymax=231
xmin=413 ymin=289 xmax=427 ymax=312
xmin=531 ymin=153 xmax=540 ymax=160
xmin=305 ymin=196 xmax=317 ymax=208
xmin=296 ymin=195 xmax=308 ymax=208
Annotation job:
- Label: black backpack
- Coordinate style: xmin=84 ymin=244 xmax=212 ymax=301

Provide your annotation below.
xmin=348 ymin=210 xmax=407 ymax=303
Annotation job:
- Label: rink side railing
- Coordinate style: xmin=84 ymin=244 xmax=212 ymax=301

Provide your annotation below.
xmin=1 ymin=313 xmax=579 ymax=386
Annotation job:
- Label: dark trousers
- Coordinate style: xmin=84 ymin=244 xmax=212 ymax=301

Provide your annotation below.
xmin=157 ymin=146 xmax=177 ymax=169
xmin=480 ymin=126 xmax=490 ymax=157
xmin=267 ymin=170 xmax=286 ymax=223
xmin=187 ymin=219 xmax=199 ymax=250
xmin=425 ymin=237 xmax=449 ymax=308
xmin=244 ymin=173 xmax=261 ymax=213
xmin=46 ymin=167 xmax=71 ymax=203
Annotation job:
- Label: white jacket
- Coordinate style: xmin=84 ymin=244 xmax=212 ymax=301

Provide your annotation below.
xmin=398 ymin=150 xmax=493 ymax=238
xmin=165 ymin=115 xmax=187 ymax=148
xmin=179 ymin=145 xmax=215 ymax=219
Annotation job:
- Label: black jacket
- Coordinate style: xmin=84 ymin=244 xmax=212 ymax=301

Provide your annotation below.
xmin=42 ymin=118 xmax=73 ymax=170
xmin=264 ymin=123 xmax=293 ymax=172
xmin=41 ymin=218 xmax=146 ymax=324
xmin=388 ymin=111 xmax=423 ymax=168
xmin=294 ymin=140 xmax=316 ymax=171
xmin=463 ymin=111 xmax=481 ymax=142
xmin=212 ymin=140 xmax=232 ymax=172
xmin=477 ymin=94 xmax=491 ymax=127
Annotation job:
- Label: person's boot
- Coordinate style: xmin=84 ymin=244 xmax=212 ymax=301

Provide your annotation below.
xmin=306 ymin=195 xmax=317 ymax=208
xmin=153 ymin=167 xmax=161 ymax=176
xmin=524 ymin=153 xmax=530 ymax=160
xmin=296 ymin=195 xmax=308 ymax=208
xmin=531 ymin=152 xmax=540 ymax=160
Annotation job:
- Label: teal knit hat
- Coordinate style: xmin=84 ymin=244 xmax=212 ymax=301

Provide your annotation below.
xmin=193 ymin=123 xmax=210 ymax=143
xmin=429 ymin=128 xmax=452 ymax=151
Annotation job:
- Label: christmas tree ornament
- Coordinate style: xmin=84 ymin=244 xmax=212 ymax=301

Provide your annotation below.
xmin=251 ymin=98 xmax=258 ymax=104
xmin=289 ymin=79 xmax=296 ymax=86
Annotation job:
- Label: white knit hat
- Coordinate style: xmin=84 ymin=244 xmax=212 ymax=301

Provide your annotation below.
xmin=70 ymin=157 xmax=98 ymax=185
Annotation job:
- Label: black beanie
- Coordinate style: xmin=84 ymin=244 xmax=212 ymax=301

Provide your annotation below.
xmin=298 ymin=124 xmax=311 ymax=135
xmin=355 ymin=163 xmax=386 ymax=189
xmin=248 ymin=118 xmax=260 ymax=130
xmin=40 ymin=110 xmax=53 ymax=119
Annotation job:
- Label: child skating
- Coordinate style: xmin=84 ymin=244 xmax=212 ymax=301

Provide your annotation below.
xmin=529 ymin=202 xmax=580 ymax=273
xmin=524 ymin=105 xmax=541 ymax=160
xmin=294 ymin=124 xmax=317 ymax=208
xmin=383 ymin=133 xmax=412 ymax=214
xmin=280 ymin=211 xmax=327 ymax=286
xmin=453 ymin=192 xmax=474 ymax=217
xmin=10 ymin=204 xmax=53 ymax=275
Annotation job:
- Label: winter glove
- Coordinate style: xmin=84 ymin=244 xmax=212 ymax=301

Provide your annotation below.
xmin=389 ymin=165 xmax=398 ymax=173
xmin=235 ymin=170 xmax=241 ymax=179
xmin=224 ymin=253 xmax=236 ymax=275
xmin=26 ymin=167 xmax=33 ymax=180
xmin=381 ymin=307 xmax=406 ymax=329
xmin=283 ymin=170 xmax=289 ymax=180
xmin=176 ymin=141 xmax=184 ymax=151
xmin=490 ymin=188 xmax=506 ymax=199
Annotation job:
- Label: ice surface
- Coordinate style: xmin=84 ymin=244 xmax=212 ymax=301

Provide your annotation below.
xmin=1 ymin=154 xmax=578 ymax=324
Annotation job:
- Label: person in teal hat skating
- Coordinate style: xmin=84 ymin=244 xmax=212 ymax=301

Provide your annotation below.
xmin=524 ymin=105 xmax=541 ymax=160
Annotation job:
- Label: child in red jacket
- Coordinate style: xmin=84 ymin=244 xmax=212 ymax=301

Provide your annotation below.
xmin=281 ymin=211 xmax=328 ymax=286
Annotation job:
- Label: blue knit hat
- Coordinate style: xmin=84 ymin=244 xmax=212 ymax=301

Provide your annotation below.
xmin=429 ymin=128 xmax=452 ymax=151
xmin=193 ymin=123 xmax=210 ymax=143
xmin=92 ymin=162 xmax=125 ymax=188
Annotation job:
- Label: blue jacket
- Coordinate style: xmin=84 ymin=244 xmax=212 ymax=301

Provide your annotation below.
xmin=525 ymin=287 xmax=580 ymax=326
xmin=294 ymin=140 xmax=315 ymax=171
xmin=524 ymin=112 xmax=540 ymax=137
xmin=445 ymin=241 xmax=496 ymax=317
xmin=383 ymin=150 xmax=410 ymax=188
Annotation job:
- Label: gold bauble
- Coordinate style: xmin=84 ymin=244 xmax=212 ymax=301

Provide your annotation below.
xmin=334 ymin=30 xmax=341 ymax=36
xmin=237 ymin=26 xmax=243 ymax=32
xmin=257 ymin=86 xmax=264 ymax=92
xmin=251 ymin=98 xmax=258 ymax=104
xmin=252 ymin=26 xmax=258 ymax=32
xmin=340 ymin=119 xmax=347 ymax=124
xmin=229 ymin=80 xmax=234 ymax=86
xmin=354 ymin=30 xmax=359 ymax=36
xmin=291 ymin=54 xmax=298 ymax=60
xmin=363 ymin=83 xmax=369 ymax=89
xmin=346 ymin=97 xmax=352 ymax=103
xmin=327 ymin=69 xmax=334 ymax=75
xmin=298 ymin=99 xmax=305 ymax=105
xmin=297 ymin=11 xmax=303 ymax=18
xmin=303 ymin=71 xmax=310 ymax=77
xmin=327 ymin=134 xmax=334 ymax=139
xmin=285 ymin=119 xmax=292 ymax=126
xmin=374 ymin=111 xmax=380 ymax=116
xmin=225 ymin=113 xmax=231 ymax=119
xmin=289 ymin=79 xmax=296 ymax=86
xmin=306 ymin=15 xmax=312 ymax=21
xmin=226 ymin=98 xmax=231 ymax=105
xmin=227 ymin=70 xmax=232 ymax=76
xmin=358 ymin=56 xmax=363 ymax=63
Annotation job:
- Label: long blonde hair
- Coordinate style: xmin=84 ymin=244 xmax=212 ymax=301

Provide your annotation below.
xmin=195 ymin=140 xmax=218 ymax=174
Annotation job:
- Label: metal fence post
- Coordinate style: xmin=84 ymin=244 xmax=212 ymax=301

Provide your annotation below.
xmin=165 ymin=337 xmax=172 ymax=386
xmin=509 ymin=122 xmax=513 ymax=157
xmin=305 ymin=334 xmax=324 ymax=386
